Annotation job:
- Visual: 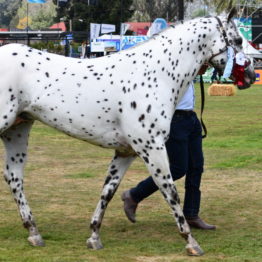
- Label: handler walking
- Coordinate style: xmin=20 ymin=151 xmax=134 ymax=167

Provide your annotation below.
xmin=122 ymin=67 xmax=216 ymax=230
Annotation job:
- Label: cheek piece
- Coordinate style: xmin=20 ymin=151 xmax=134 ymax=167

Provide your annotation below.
xmin=222 ymin=46 xmax=234 ymax=78
xmin=221 ymin=46 xmax=251 ymax=88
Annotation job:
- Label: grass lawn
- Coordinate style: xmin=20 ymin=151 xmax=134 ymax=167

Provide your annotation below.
xmin=0 ymin=84 xmax=261 ymax=262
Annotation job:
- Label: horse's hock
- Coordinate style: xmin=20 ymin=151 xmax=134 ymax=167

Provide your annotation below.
xmin=208 ymin=84 xmax=236 ymax=96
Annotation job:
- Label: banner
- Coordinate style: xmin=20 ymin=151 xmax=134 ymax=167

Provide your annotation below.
xmin=255 ymin=70 xmax=262 ymax=85
xmin=120 ymin=23 xmax=130 ymax=36
xmin=27 ymin=0 xmax=46 ymax=3
xmin=91 ymin=42 xmax=104 ymax=53
xmin=101 ymin=24 xmax=116 ymax=34
xmin=95 ymin=36 xmax=148 ymax=52
xmin=90 ymin=23 xmax=101 ymax=41
xmin=236 ymin=18 xmax=252 ymax=41
xmin=96 ymin=39 xmax=120 ymax=53
xmin=121 ymin=36 xmax=148 ymax=50
xmin=147 ymin=18 xmax=168 ymax=37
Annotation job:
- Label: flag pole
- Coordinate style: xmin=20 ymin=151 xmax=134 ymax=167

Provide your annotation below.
xmin=120 ymin=0 xmax=123 ymax=51
xmin=27 ymin=2 xmax=29 ymax=46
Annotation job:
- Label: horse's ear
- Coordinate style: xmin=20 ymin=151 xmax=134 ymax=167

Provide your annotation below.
xmin=227 ymin=7 xmax=237 ymax=23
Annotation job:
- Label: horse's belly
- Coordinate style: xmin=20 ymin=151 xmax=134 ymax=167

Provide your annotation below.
xmin=83 ymin=131 xmax=130 ymax=150
xmin=33 ymin=111 xmax=130 ymax=150
xmin=62 ymin=126 xmax=130 ymax=151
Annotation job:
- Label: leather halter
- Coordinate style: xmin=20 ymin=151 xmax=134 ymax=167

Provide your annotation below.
xmin=215 ymin=16 xmax=230 ymax=46
xmin=201 ymin=17 xmax=232 ymax=138
xmin=208 ymin=16 xmax=232 ymax=64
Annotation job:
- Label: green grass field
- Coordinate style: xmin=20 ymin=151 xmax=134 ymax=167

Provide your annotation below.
xmin=0 ymin=84 xmax=262 ymax=262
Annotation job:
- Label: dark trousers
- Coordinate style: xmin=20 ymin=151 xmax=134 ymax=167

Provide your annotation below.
xmin=130 ymin=111 xmax=204 ymax=218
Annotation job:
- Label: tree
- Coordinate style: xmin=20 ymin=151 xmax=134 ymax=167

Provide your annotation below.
xmin=131 ymin=0 xmax=173 ymax=22
xmin=203 ymin=0 xmax=262 ymax=15
xmin=31 ymin=4 xmax=56 ymax=30
xmin=131 ymin=0 xmax=195 ymax=22
xmin=0 ymin=0 xmax=22 ymax=28
xmin=14 ymin=0 xmax=56 ymax=30
xmin=203 ymin=0 xmax=233 ymax=14
xmin=53 ymin=0 xmax=134 ymax=33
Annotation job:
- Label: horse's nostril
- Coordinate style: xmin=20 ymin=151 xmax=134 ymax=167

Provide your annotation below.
xmin=234 ymin=37 xmax=243 ymax=45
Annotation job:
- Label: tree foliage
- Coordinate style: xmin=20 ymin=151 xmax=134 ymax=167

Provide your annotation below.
xmin=12 ymin=0 xmax=56 ymax=30
xmin=131 ymin=0 xmax=196 ymax=22
xmin=31 ymin=4 xmax=56 ymax=30
xmin=0 ymin=0 xmax=22 ymax=28
xmin=53 ymin=0 xmax=134 ymax=33
xmin=204 ymin=0 xmax=262 ymax=15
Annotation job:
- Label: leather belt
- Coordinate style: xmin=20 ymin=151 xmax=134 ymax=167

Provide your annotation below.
xmin=175 ymin=110 xmax=195 ymax=116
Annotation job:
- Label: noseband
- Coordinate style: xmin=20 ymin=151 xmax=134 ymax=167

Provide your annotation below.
xmin=208 ymin=17 xmax=250 ymax=74
xmin=208 ymin=17 xmax=251 ymax=89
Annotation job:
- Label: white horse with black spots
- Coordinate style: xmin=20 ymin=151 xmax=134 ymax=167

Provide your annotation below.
xmin=0 ymin=9 xmax=256 ymax=256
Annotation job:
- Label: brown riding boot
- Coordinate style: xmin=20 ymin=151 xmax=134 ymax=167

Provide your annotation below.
xmin=186 ymin=216 xmax=216 ymax=230
xmin=121 ymin=190 xmax=138 ymax=223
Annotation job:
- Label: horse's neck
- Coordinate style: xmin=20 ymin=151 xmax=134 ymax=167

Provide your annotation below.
xmin=145 ymin=24 xmax=213 ymax=76
xmin=134 ymin=20 xmax=217 ymax=115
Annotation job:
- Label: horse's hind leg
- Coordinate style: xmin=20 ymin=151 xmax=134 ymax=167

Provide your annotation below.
xmin=0 ymin=121 xmax=45 ymax=246
xmin=87 ymin=151 xmax=136 ymax=249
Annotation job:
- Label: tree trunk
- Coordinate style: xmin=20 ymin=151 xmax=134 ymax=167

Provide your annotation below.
xmin=177 ymin=0 xmax=184 ymax=21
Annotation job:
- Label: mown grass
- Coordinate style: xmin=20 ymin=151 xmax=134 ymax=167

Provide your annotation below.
xmin=0 ymin=84 xmax=262 ymax=262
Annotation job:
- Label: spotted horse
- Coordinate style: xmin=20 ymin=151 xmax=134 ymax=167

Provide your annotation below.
xmin=0 ymin=9 xmax=256 ymax=256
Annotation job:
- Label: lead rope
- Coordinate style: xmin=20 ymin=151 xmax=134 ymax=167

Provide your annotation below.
xmin=199 ymin=16 xmax=231 ymax=138
xmin=200 ymin=75 xmax=207 ymax=138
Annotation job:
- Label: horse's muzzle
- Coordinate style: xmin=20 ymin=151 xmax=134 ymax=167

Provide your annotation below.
xmin=232 ymin=63 xmax=256 ymax=90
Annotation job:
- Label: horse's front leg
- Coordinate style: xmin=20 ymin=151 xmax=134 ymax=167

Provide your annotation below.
xmin=0 ymin=121 xmax=45 ymax=247
xmin=140 ymin=144 xmax=204 ymax=256
xmin=87 ymin=151 xmax=136 ymax=249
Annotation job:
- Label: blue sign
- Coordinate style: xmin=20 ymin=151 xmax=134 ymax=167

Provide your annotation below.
xmin=256 ymin=72 xmax=260 ymax=82
xmin=66 ymin=34 xmax=73 ymax=40
xmin=121 ymin=36 xmax=148 ymax=50
xmin=27 ymin=0 xmax=46 ymax=3
xmin=153 ymin=18 xmax=168 ymax=30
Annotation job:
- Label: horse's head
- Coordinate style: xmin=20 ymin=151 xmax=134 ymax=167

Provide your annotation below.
xmin=208 ymin=8 xmax=256 ymax=89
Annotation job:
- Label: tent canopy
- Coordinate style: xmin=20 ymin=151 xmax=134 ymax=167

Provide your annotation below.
xmin=240 ymin=31 xmax=262 ymax=59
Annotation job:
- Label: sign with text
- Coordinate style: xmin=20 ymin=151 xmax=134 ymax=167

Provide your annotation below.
xmin=96 ymin=39 xmax=120 ymax=52
xmin=121 ymin=36 xmax=148 ymax=50
xmin=90 ymin=23 xmax=101 ymax=40
xmin=101 ymin=24 xmax=116 ymax=34
xmin=236 ymin=18 xmax=252 ymax=41
xmin=255 ymin=70 xmax=262 ymax=85
xmin=91 ymin=41 xmax=104 ymax=52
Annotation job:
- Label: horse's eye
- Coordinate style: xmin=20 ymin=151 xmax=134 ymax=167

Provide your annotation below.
xmin=234 ymin=37 xmax=243 ymax=45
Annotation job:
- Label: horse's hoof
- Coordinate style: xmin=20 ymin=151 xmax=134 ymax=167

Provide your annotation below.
xmin=86 ymin=237 xmax=103 ymax=250
xmin=186 ymin=244 xmax=204 ymax=256
xmin=28 ymin=234 xmax=45 ymax=247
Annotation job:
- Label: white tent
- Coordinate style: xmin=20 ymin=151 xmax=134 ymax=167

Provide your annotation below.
xmin=97 ymin=34 xmax=120 ymax=40
xmin=240 ymin=32 xmax=262 ymax=59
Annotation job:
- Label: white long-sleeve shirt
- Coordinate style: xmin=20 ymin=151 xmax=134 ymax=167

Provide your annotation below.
xmin=176 ymin=82 xmax=195 ymax=110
